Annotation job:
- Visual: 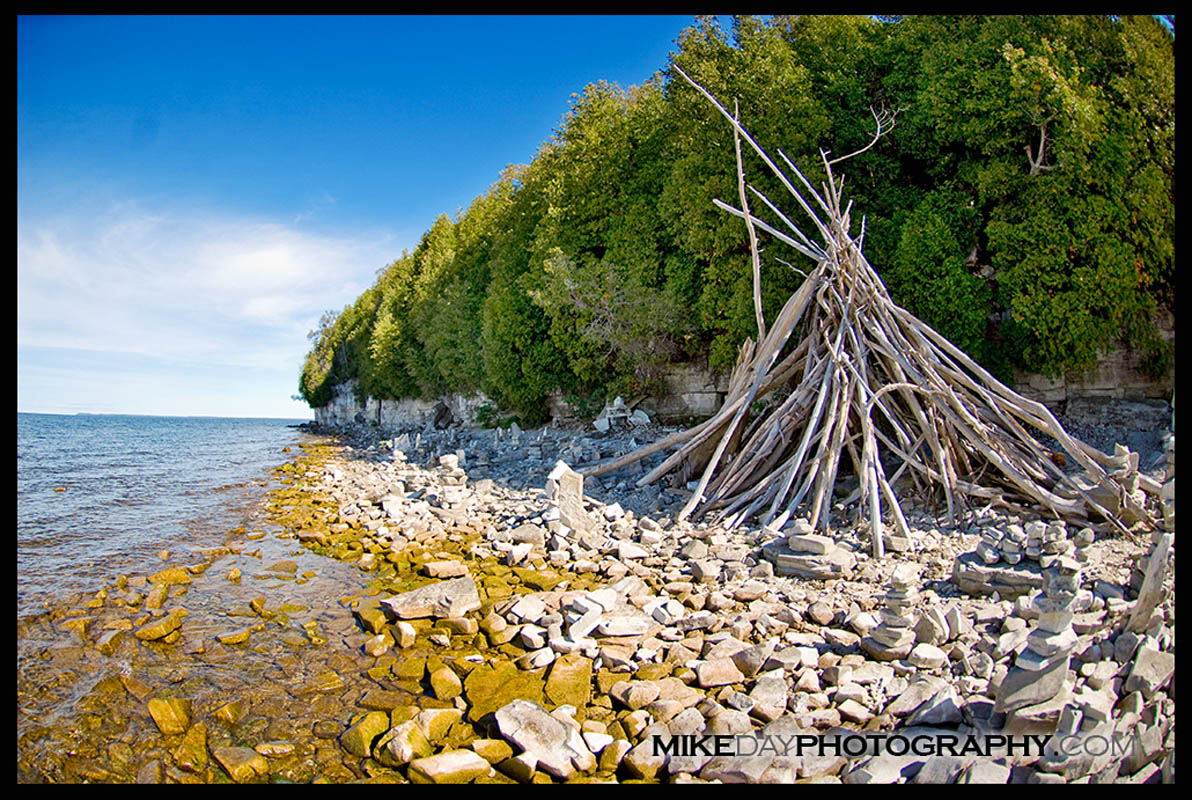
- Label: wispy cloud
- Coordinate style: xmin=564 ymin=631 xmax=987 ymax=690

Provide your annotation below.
xmin=18 ymin=200 xmax=401 ymax=373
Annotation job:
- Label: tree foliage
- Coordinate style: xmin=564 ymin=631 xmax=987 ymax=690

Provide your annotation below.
xmin=300 ymin=15 xmax=1174 ymax=418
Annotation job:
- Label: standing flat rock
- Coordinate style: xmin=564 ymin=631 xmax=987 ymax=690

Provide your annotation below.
xmin=1124 ymin=646 xmax=1175 ymax=699
xmin=549 ymin=461 xmax=593 ymax=534
xmin=381 ymin=576 xmax=481 ymax=620
xmin=1127 ymin=533 xmax=1172 ymax=634
xmin=995 ymin=657 xmax=1070 ymax=713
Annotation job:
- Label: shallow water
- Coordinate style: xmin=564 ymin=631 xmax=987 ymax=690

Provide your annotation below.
xmin=16 ymin=495 xmax=385 ymax=783
xmin=15 ymin=415 xmax=402 ymax=782
xmin=17 ymin=413 xmax=307 ymax=619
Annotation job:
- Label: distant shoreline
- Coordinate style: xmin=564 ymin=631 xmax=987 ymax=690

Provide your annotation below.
xmin=17 ymin=410 xmax=312 ymax=422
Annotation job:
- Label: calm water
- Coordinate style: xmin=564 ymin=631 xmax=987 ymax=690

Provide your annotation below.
xmin=16 ymin=413 xmax=307 ymax=619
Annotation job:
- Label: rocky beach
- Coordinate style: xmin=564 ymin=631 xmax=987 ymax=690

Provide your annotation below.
xmin=16 ymin=410 xmax=1175 ymax=784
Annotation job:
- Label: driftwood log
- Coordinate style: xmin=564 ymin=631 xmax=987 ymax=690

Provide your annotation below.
xmin=584 ymin=69 xmax=1158 ymax=554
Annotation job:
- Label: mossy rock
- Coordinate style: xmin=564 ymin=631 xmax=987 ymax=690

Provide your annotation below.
xmin=392 ymin=656 xmax=427 ymax=681
xmin=341 ymin=711 xmax=391 ymax=758
xmin=390 ymin=706 xmax=419 ymax=727
xmin=511 ymin=568 xmax=563 ymax=591
xmin=134 ymin=610 xmax=185 ymax=641
xmin=635 ymin=663 xmax=671 ymax=682
xmin=212 ymin=746 xmax=270 ymax=783
xmin=368 ymin=656 xmax=398 ymax=680
xmin=462 ymin=660 xmax=545 ymax=720
xmin=430 ymin=665 xmax=463 ymax=700
xmin=355 ymin=606 xmax=388 ymax=635
xmin=174 ymin=722 xmax=209 ymax=772
xmin=443 ymin=720 xmax=479 ymax=749
xmin=218 ymin=629 xmax=251 ymax=645
xmin=470 ymin=738 xmax=514 ymax=765
xmin=595 ymin=670 xmax=621 ymax=696
xmin=544 ymin=653 xmax=593 ymax=711
xmin=214 ymin=699 xmax=249 ymax=726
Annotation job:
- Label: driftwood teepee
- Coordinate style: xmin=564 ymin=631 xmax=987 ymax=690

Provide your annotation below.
xmin=586 ymin=70 xmax=1158 ymax=555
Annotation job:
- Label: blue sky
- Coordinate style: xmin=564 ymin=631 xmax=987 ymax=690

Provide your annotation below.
xmin=18 ymin=15 xmax=704 ymax=418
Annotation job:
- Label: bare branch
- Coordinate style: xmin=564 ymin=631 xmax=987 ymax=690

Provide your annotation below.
xmin=712 ymin=199 xmax=826 ymax=262
xmin=826 ymin=105 xmax=899 ymax=167
xmin=734 ymin=98 xmax=767 ymax=341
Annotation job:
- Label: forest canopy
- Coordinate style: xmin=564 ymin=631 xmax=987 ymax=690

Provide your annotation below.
xmin=300 ymin=15 xmax=1175 ymax=424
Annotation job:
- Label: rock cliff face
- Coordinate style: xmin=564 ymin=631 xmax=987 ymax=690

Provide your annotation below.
xmin=313 ymin=381 xmax=491 ymax=429
xmin=313 ymin=341 xmax=1172 ymax=431
xmin=312 ymin=362 xmax=736 ymax=430
xmin=1014 ymin=309 xmax=1175 ymax=406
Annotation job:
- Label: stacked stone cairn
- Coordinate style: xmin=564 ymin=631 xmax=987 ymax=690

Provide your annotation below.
xmin=761 ymin=518 xmax=857 ymax=580
xmin=995 ymin=553 xmax=1082 ymax=723
xmin=436 ymin=453 xmax=470 ymax=507
xmin=592 ymin=396 xmax=650 ymax=433
xmin=1039 ymin=521 xmax=1076 ymax=566
xmin=860 ymin=565 xmax=920 ymax=662
xmin=1072 ymin=526 xmax=1094 ymax=565
xmin=975 ymin=519 xmax=1075 ymax=568
xmin=953 ymin=519 xmax=1084 ymax=599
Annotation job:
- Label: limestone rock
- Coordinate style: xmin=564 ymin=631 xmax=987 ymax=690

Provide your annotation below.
xmin=408 ymin=750 xmax=493 ymax=784
xmin=1124 ymin=646 xmax=1175 ymax=699
xmin=134 ymin=610 xmax=184 ymax=641
xmin=951 ymin=552 xmax=1045 ymax=598
xmin=212 ymin=746 xmax=270 ymax=783
xmin=908 ymin=643 xmax=947 ymax=670
xmin=494 ymin=699 xmax=594 ymax=780
xmin=378 ymin=720 xmax=433 ymax=766
xmin=173 ymin=722 xmax=208 ymax=773
xmin=381 ymin=576 xmax=481 ymax=619
xmin=147 ymin=697 xmax=191 ymax=735
xmin=341 ymin=711 xmax=390 ymax=757
xmin=430 ymin=665 xmax=463 ymax=700
xmin=994 ymin=656 xmax=1069 ymax=713
xmin=545 ymin=653 xmax=592 ymax=709
xmin=696 ymin=658 xmax=746 ymax=688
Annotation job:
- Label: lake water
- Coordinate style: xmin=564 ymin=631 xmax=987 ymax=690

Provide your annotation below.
xmin=16 ymin=412 xmax=394 ymax=783
xmin=16 ymin=413 xmax=307 ymax=620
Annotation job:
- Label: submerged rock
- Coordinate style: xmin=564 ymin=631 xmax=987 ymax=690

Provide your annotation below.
xmin=146 ymin=697 xmax=191 ymax=735
xmin=134 ymin=609 xmax=184 ymax=641
xmin=212 ymin=746 xmax=270 ymax=783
